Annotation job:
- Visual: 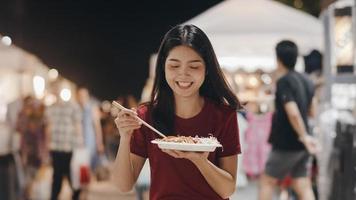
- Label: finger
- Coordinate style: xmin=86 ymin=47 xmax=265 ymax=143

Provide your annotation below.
xmin=118 ymin=109 xmax=137 ymax=118
xmin=308 ymin=145 xmax=318 ymax=155
xmin=118 ymin=118 xmax=141 ymax=125
xmin=117 ymin=113 xmax=138 ymax=122
xmin=118 ymin=124 xmax=142 ymax=130
xmin=115 ymin=117 xmax=128 ymax=127
xmin=117 ymin=118 xmax=141 ymax=125
xmin=116 ymin=117 xmax=141 ymax=127
xmin=116 ymin=116 xmax=141 ymax=124
xmin=114 ymin=117 xmax=120 ymax=124
xmin=172 ymin=150 xmax=185 ymax=156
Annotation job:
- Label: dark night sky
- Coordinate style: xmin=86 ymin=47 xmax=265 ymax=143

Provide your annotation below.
xmin=0 ymin=0 xmax=223 ymax=100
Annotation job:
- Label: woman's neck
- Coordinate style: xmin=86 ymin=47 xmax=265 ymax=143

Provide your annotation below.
xmin=174 ymin=96 xmax=205 ymax=119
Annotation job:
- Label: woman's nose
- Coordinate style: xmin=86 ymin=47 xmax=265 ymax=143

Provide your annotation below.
xmin=178 ymin=66 xmax=189 ymax=75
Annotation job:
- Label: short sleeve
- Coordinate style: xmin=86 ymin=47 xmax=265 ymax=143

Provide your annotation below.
xmin=305 ymin=77 xmax=315 ymax=104
xmin=130 ymin=129 xmax=148 ymax=158
xmin=217 ymin=111 xmax=241 ymax=157
xmin=130 ymin=106 xmax=149 ymax=158
xmin=277 ymin=79 xmax=295 ymax=104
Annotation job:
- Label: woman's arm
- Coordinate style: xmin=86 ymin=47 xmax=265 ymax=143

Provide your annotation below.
xmin=111 ymin=136 xmax=146 ymax=192
xmin=163 ymin=150 xmax=237 ymax=199
xmin=111 ymin=108 xmax=145 ymax=192
xmin=193 ymin=155 xmax=237 ymax=199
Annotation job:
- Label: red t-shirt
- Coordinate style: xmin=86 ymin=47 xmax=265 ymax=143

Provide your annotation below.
xmin=130 ymin=98 xmax=241 ymax=200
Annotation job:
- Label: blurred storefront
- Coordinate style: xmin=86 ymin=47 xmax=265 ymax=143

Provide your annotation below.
xmin=0 ymin=33 xmax=87 ymax=200
xmin=318 ymin=1 xmax=356 ymax=200
xmin=0 ymin=34 xmax=80 ymax=123
xmin=0 ymin=34 xmax=48 ymax=121
xmin=321 ymin=0 xmax=356 ymax=108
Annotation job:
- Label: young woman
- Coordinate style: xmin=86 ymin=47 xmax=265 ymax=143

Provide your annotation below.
xmin=113 ymin=24 xmax=242 ymax=200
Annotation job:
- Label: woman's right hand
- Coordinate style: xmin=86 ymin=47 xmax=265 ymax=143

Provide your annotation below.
xmin=114 ymin=108 xmax=142 ymax=139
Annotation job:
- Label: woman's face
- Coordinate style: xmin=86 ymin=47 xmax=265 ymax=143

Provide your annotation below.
xmin=165 ymin=45 xmax=206 ymax=99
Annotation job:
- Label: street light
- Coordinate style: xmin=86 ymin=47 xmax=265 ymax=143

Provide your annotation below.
xmin=1 ymin=36 xmax=12 ymax=46
xmin=60 ymin=88 xmax=71 ymax=102
xmin=48 ymin=68 xmax=59 ymax=81
xmin=33 ymin=75 xmax=45 ymax=99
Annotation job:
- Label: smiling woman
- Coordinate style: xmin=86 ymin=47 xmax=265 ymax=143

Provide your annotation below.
xmin=112 ymin=24 xmax=241 ymax=200
xmin=165 ymin=45 xmax=206 ymax=100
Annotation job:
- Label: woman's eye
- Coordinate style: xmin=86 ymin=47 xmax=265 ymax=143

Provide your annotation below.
xmin=190 ymin=66 xmax=199 ymax=69
xmin=170 ymin=65 xmax=179 ymax=68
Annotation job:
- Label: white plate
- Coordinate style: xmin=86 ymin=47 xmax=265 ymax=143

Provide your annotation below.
xmin=151 ymin=140 xmax=222 ymax=152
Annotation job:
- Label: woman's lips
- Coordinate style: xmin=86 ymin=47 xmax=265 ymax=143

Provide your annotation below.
xmin=176 ymin=81 xmax=193 ymax=89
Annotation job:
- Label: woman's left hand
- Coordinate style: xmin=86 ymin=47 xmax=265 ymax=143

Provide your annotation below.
xmin=162 ymin=149 xmax=209 ymax=162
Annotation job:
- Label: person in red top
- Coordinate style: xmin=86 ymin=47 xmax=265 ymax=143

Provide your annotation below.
xmin=112 ymin=24 xmax=242 ymax=200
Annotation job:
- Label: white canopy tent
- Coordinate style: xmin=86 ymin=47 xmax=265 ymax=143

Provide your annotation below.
xmin=0 ymin=35 xmax=48 ymax=74
xmin=0 ymin=35 xmax=49 ymax=97
xmin=0 ymin=34 xmax=50 ymax=121
xmin=184 ymin=0 xmax=324 ymax=72
xmin=0 ymin=45 xmax=28 ymax=72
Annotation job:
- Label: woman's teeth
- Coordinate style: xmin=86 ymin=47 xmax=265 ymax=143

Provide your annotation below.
xmin=176 ymin=81 xmax=192 ymax=88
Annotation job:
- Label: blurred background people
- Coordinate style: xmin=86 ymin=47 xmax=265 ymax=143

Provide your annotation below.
xmin=0 ymin=97 xmax=23 ymax=200
xmin=259 ymin=40 xmax=319 ymax=200
xmin=46 ymin=85 xmax=83 ymax=200
xmin=100 ymin=107 xmax=119 ymax=162
xmin=0 ymin=124 xmax=17 ymax=200
xmin=77 ymin=87 xmax=105 ymax=170
xmin=243 ymin=102 xmax=272 ymax=179
xmin=16 ymin=96 xmax=48 ymax=199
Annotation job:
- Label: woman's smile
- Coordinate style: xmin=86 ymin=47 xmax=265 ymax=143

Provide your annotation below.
xmin=176 ymin=81 xmax=193 ymax=89
xmin=165 ymin=45 xmax=206 ymax=98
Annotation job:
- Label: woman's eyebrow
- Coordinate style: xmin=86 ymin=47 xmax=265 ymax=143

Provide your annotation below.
xmin=167 ymin=58 xmax=203 ymax=63
xmin=167 ymin=58 xmax=180 ymax=62
xmin=188 ymin=60 xmax=203 ymax=63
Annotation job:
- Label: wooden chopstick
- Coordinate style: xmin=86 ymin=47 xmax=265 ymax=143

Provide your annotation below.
xmin=112 ymin=101 xmax=167 ymax=138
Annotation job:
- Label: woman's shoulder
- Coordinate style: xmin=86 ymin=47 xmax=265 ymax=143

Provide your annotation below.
xmin=206 ymin=98 xmax=236 ymax=118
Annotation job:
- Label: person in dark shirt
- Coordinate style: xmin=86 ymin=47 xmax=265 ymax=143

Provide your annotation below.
xmin=259 ymin=40 xmax=320 ymax=200
xmin=112 ymin=24 xmax=242 ymax=200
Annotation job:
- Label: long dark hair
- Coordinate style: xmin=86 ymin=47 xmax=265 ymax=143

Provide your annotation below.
xmin=149 ymin=24 xmax=241 ymax=135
